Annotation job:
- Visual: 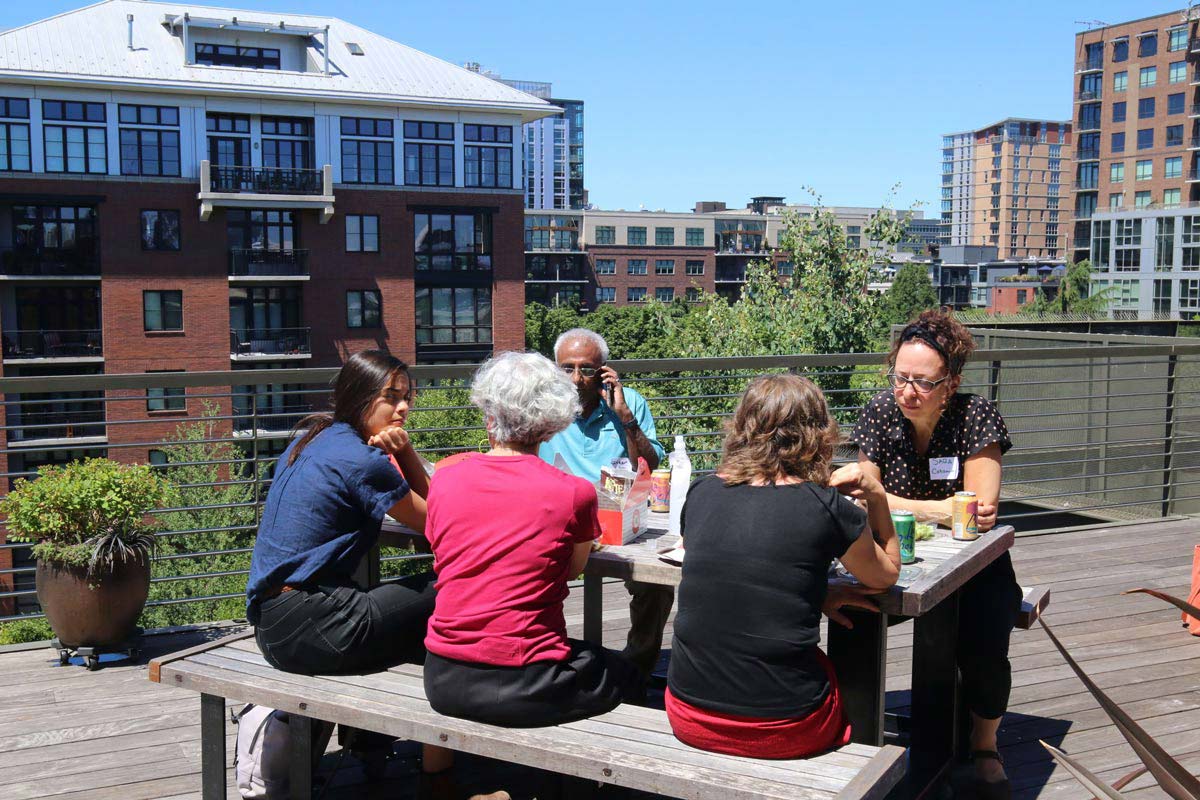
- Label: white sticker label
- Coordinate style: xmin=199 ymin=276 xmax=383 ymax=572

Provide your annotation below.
xmin=610 ymin=457 xmax=633 ymax=472
xmin=929 ymin=456 xmax=960 ymax=481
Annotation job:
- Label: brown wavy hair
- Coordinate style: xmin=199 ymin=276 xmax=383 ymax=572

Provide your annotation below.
xmin=718 ymin=374 xmax=840 ymax=486
xmin=887 ymin=309 xmax=976 ymax=377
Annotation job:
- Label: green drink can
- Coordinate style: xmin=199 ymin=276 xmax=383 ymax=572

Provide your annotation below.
xmin=892 ymin=510 xmax=916 ymax=565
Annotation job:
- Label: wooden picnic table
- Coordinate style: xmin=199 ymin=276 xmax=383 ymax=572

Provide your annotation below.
xmin=586 ymin=512 xmax=1016 ymax=794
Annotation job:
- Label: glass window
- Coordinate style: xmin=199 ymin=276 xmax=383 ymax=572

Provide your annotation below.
xmin=1109 ymin=192 xmax=1124 ymax=210
xmin=0 ymin=99 xmax=32 ymax=172
xmin=1135 ymin=160 xmax=1153 ymax=181
xmin=627 ymin=259 xmax=647 ymax=275
xmin=1171 ymin=27 xmax=1188 ymax=50
xmin=1113 ymin=71 xmax=1127 ymax=92
xmin=597 ymin=286 xmax=615 ymax=303
xmin=1112 ymin=102 xmax=1126 ymax=122
xmin=143 ymin=290 xmax=182 ymax=331
xmin=119 ymin=105 xmax=181 ymax=177
xmin=627 ymin=226 xmax=646 ymax=246
xmin=346 ymin=290 xmax=382 ymax=328
xmin=403 ymin=121 xmax=453 ymax=141
xmin=655 ymin=287 xmax=674 ymax=302
xmin=404 ymin=142 xmax=453 ymax=186
xmin=1140 ymin=33 xmax=1158 ymax=58
xmin=1138 ymin=98 xmax=1155 ymax=119
xmin=413 ymin=212 xmax=492 ymax=271
xmin=346 ymin=215 xmax=379 ymax=252
xmin=194 ymin=43 xmax=280 ymax=69
xmin=595 ymin=226 xmax=615 ymax=245
xmin=1113 ymin=39 xmax=1128 ymax=62
xmin=685 ymin=287 xmax=701 ymax=303
xmin=627 ymin=287 xmax=647 ymax=303
xmin=1112 ymin=132 xmax=1125 ymax=153
xmin=1110 ymin=163 xmax=1124 ymax=183
xmin=1170 ymin=93 xmax=1186 ymax=115
xmin=43 ymin=100 xmax=107 ymax=174
xmin=413 ymin=286 xmax=492 ymax=345
xmin=685 ymin=260 xmax=704 ymax=275
xmin=340 ymin=118 xmax=394 ymax=185
xmin=1139 ymin=66 xmax=1157 ymax=88
xmin=655 ymin=259 xmax=674 ymax=275
xmin=595 ymin=258 xmax=615 ymax=275
xmin=1164 ymin=188 xmax=1182 ymax=207
xmin=146 ymin=376 xmax=186 ymax=413
xmin=1135 ymin=191 xmax=1152 ymax=208
xmin=464 ymin=144 xmax=512 ymax=188
xmin=1137 ymin=129 xmax=1153 ymax=150
xmin=655 ymin=227 xmax=674 ymax=246
xmin=1170 ymin=61 xmax=1187 ymax=83
xmin=140 ymin=210 xmax=181 ymax=251
xmin=1166 ymin=157 xmax=1184 ymax=179
xmin=685 ymin=228 xmax=704 ymax=246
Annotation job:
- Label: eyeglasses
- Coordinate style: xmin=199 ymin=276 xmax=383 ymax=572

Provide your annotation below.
xmin=886 ymin=372 xmax=948 ymax=393
xmin=560 ymin=365 xmax=600 ymax=378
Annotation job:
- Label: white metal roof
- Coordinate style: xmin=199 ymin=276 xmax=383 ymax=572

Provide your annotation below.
xmin=0 ymin=0 xmax=556 ymax=119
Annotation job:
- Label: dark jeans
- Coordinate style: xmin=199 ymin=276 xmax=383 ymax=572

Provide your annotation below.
xmin=251 ymin=572 xmax=436 ymax=676
xmin=958 ymin=551 xmax=1022 ymax=720
xmin=424 ymin=639 xmax=645 ymax=728
xmin=623 ymin=580 xmax=675 ymax=677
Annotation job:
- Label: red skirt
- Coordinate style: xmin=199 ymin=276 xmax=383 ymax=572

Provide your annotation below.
xmin=665 ymin=649 xmax=851 ymax=759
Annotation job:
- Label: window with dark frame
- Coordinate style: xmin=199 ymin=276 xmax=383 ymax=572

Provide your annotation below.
xmin=1137 ymin=129 xmax=1154 ymax=150
xmin=227 ymin=209 xmax=296 ymax=251
xmin=195 ymin=43 xmax=281 ymax=70
xmin=464 ymin=125 xmax=513 ymax=189
xmin=655 ymin=227 xmax=674 ymax=246
xmin=43 ymin=100 xmax=106 ymax=174
xmin=655 ymin=259 xmax=674 ymax=275
xmin=1138 ymin=33 xmax=1157 ymax=58
xmin=262 ymin=116 xmax=313 ymax=171
xmin=140 ymin=210 xmax=181 ymax=251
xmin=655 ymin=287 xmax=674 ymax=302
xmin=1113 ymin=38 xmax=1128 ymax=62
xmin=413 ymin=212 xmax=492 ymax=270
xmin=0 ymin=97 xmax=31 ymax=172
xmin=414 ymin=286 xmax=492 ymax=344
xmin=627 ymin=287 xmax=647 ymax=303
xmin=1112 ymin=132 xmax=1125 ymax=153
xmin=595 ymin=259 xmax=616 ymax=275
xmin=346 ymin=215 xmax=379 ymax=252
xmin=403 ymin=121 xmax=454 ymax=187
xmin=147 ymin=371 xmax=186 ymax=413
xmin=143 ymin=290 xmax=183 ymax=331
xmin=685 ymin=227 xmax=705 ymax=246
xmin=597 ymin=286 xmax=616 ymax=303
xmin=627 ymin=259 xmax=647 ymax=275
xmin=119 ymin=104 xmax=181 ymax=177
xmin=595 ymin=226 xmax=616 ymax=245
xmin=346 ymin=290 xmax=382 ymax=328
xmin=1138 ymin=97 xmax=1155 ymax=119
xmin=1112 ymin=101 xmax=1126 ymax=123
xmin=341 ymin=117 xmax=394 ymax=184
xmin=685 ymin=260 xmax=704 ymax=275
xmin=627 ymin=226 xmax=647 ymax=246
xmin=685 ymin=287 xmax=701 ymax=302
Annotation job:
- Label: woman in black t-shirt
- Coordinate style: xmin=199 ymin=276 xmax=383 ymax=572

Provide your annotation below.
xmin=666 ymin=374 xmax=900 ymax=759
xmin=851 ymin=310 xmax=1020 ymax=798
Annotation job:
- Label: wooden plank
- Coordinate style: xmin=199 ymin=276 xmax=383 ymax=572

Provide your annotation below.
xmin=1016 ymin=586 xmax=1050 ymax=630
xmin=834 ymin=747 xmax=907 ymax=800
xmin=901 ymin=526 xmax=1014 ymax=616
xmin=148 ymin=629 xmax=255 ymax=683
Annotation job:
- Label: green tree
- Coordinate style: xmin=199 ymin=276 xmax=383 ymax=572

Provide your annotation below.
xmin=1023 ymin=259 xmax=1111 ymax=315
xmin=881 ymin=263 xmax=939 ymax=327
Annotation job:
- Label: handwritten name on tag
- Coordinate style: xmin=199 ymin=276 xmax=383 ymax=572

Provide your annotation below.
xmin=610 ymin=457 xmax=633 ymax=472
xmin=929 ymin=456 xmax=960 ymax=481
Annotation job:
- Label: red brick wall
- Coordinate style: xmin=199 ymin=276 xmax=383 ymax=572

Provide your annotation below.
xmin=586 ymin=246 xmax=716 ymax=305
xmin=990 ymin=285 xmax=1041 ymax=314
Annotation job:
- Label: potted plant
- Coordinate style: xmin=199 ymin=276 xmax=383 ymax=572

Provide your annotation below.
xmin=1 ymin=458 xmax=167 ymax=664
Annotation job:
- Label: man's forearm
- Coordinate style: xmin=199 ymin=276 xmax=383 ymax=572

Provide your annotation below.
xmin=623 ymin=424 xmax=661 ymax=471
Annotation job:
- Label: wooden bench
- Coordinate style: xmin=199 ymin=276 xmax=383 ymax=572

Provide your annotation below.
xmin=1016 ymin=585 xmax=1051 ymax=630
xmin=149 ymin=633 xmax=907 ymax=800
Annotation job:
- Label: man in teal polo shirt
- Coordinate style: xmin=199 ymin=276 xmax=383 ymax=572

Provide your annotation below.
xmin=539 ymin=328 xmax=672 ymax=678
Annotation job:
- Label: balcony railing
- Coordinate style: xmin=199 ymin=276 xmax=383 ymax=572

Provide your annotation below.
xmin=1075 ymin=120 xmax=1101 ymax=132
xmin=1189 ymin=169 xmax=1200 ymax=182
xmin=6 ymin=394 xmax=105 ymax=444
xmin=524 ymin=235 xmax=583 ymax=252
xmin=1074 ymin=59 xmax=1103 ymax=72
xmin=0 ymin=245 xmax=100 ymax=277
xmin=2 ymin=329 xmax=102 ymax=359
xmin=715 ymin=268 xmax=748 ymax=282
xmin=229 ymin=327 xmax=311 ymax=358
xmin=1073 ymin=180 xmax=1099 ymax=190
xmin=228 ymin=248 xmax=310 ymax=277
xmin=1190 ymin=104 xmax=1200 ymax=117
xmin=211 ymin=166 xmax=324 ymax=195
xmin=1074 ymin=90 xmax=1101 ymax=101
xmin=1190 ymin=137 xmax=1200 ymax=149
xmin=1190 ymin=37 xmax=1200 ymax=52
xmin=1077 ymin=148 xmax=1100 ymax=160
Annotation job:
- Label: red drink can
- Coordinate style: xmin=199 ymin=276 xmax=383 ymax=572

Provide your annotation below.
xmin=649 ymin=469 xmax=671 ymax=512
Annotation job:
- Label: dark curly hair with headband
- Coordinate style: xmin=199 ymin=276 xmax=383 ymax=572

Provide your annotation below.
xmin=887 ymin=310 xmax=977 ymax=378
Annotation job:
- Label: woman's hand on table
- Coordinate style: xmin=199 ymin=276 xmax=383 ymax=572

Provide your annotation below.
xmin=823 ymin=582 xmax=884 ymax=629
xmin=829 ymin=463 xmax=884 ymax=501
xmin=977 ymin=502 xmax=997 ymax=532
xmin=368 ymin=423 xmax=413 ymax=456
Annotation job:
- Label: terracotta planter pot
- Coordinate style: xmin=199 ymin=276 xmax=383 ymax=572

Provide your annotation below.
xmin=36 ymin=555 xmax=150 ymax=649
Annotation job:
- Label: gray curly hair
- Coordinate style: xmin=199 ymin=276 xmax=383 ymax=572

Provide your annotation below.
xmin=471 ymin=351 xmax=581 ymax=446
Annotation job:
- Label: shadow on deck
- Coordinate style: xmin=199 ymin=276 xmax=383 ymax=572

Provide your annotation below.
xmin=2 ymin=518 xmax=1199 ymax=799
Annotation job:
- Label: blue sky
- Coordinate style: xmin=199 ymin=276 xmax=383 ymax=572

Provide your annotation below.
xmin=0 ymin=0 xmax=1185 ymax=214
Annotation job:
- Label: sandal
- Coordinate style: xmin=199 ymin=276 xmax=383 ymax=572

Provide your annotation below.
xmin=970 ymin=750 xmax=1011 ymax=800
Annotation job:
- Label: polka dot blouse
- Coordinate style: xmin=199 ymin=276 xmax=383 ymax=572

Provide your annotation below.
xmin=850 ymin=390 xmax=1012 ymax=501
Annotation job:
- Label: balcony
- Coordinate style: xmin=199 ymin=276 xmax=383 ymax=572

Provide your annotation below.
xmin=198 ymin=161 xmax=334 ymax=223
xmin=228 ymin=249 xmax=310 ymax=279
xmin=1191 ymin=104 xmax=1200 ymax=118
xmin=1074 ymin=58 xmax=1103 ymax=73
xmin=524 ymin=237 xmax=584 ymax=253
xmin=1074 ymin=90 xmax=1101 ymax=102
xmin=6 ymin=395 xmax=105 ymax=446
xmin=2 ymin=329 xmax=102 ymax=362
xmin=1190 ymin=169 xmax=1200 ymax=182
xmin=1190 ymin=37 xmax=1200 ymax=52
xmin=1077 ymin=148 xmax=1100 ymax=160
xmin=1073 ymin=180 xmax=1099 ymax=190
xmin=0 ymin=245 xmax=100 ymax=278
xmin=715 ymin=266 xmax=748 ymax=283
xmin=230 ymin=327 xmax=311 ymax=361
xmin=1075 ymin=119 xmax=1101 ymax=132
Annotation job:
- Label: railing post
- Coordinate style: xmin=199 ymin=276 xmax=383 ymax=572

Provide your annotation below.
xmin=988 ymin=359 xmax=1001 ymax=404
xmin=1162 ymin=353 xmax=1179 ymax=517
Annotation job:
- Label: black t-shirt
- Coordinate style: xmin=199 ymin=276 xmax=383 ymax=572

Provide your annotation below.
xmin=851 ymin=391 xmax=1012 ymax=501
xmin=667 ymin=475 xmax=867 ymax=719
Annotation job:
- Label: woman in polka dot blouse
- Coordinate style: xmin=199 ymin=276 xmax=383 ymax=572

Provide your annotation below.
xmin=850 ymin=310 xmax=1021 ymax=800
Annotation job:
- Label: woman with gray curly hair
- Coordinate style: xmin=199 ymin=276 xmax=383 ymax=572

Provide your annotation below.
xmin=422 ymin=351 xmax=644 ymax=727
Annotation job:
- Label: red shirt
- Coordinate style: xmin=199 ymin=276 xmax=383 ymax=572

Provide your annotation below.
xmin=424 ymin=454 xmax=600 ymax=666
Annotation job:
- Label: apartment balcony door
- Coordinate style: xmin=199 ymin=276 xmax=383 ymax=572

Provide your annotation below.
xmin=209 ymin=136 xmax=250 ymax=168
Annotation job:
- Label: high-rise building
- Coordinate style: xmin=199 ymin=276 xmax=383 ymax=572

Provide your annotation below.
xmin=1071 ymin=10 xmax=1197 ymax=263
xmin=941 ymin=118 xmax=1072 ymax=261
xmin=477 ymin=72 xmax=585 ymax=210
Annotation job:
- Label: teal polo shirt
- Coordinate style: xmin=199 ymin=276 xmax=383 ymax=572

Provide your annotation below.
xmin=538 ymin=386 xmax=665 ymax=481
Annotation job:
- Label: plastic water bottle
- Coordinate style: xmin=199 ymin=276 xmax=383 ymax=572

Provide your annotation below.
xmin=668 ymin=435 xmax=691 ymax=537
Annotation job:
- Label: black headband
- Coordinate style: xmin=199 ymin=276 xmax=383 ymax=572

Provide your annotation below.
xmin=897 ymin=325 xmax=962 ymax=375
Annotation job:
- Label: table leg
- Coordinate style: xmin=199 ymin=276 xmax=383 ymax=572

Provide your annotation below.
xmin=909 ymin=592 xmax=961 ymax=793
xmin=290 ymin=712 xmax=313 ymax=800
xmin=200 ymin=693 xmax=226 ymax=800
xmin=826 ymin=609 xmax=888 ymax=746
xmin=583 ymin=572 xmax=603 ymax=644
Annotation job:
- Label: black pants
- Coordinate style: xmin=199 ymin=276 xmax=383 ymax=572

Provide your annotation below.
xmin=424 ymin=639 xmax=645 ymax=728
xmin=251 ymin=572 xmax=436 ymax=676
xmin=957 ymin=551 xmax=1022 ymax=720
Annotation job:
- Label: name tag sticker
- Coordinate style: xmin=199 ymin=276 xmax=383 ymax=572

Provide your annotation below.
xmin=929 ymin=456 xmax=960 ymax=481
xmin=610 ymin=457 xmax=633 ymax=472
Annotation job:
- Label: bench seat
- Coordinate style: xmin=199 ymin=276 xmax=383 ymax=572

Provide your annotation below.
xmin=1017 ymin=585 xmax=1050 ymax=630
xmin=150 ymin=633 xmax=906 ymax=800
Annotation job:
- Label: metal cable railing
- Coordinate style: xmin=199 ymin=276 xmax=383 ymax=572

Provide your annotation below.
xmin=2 ymin=339 xmax=1200 ymax=623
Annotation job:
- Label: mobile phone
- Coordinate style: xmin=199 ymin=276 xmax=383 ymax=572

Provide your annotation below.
xmin=602 ymin=380 xmax=614 ymax=404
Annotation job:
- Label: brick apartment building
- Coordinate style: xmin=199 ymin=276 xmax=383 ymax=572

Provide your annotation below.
xmin=941 ymin=118 xmax=1072 ymax=261
xmin=0 ymin=0 xmax=555 ymax=609
xmin=525 ymin=199 xmax=931 ymax=310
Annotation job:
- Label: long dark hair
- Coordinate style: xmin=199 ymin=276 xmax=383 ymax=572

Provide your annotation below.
xmin=288 ymin=350 xmax=410 ymax=465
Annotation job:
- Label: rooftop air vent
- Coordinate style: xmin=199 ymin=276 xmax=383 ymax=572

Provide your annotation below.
xmin=346 ymin=42 xmax=364 ymax=55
